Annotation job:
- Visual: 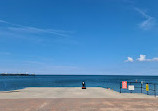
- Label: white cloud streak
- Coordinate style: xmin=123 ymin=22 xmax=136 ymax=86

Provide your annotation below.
xmin=125 ymin=57 xmax=134 ymax=62
xmin=0 ymin=19 xmax=9 ymax=24
xmin=134 ymin=8 xmax=156 ymax=30
xmin=0 ymin=19 xmax=71 ymax=37
xmin=7 ymin=27 xmax=68 ymax=36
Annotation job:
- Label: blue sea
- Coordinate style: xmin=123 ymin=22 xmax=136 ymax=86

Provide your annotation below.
xmin=0 ymin=75 xmax=158 ymax=95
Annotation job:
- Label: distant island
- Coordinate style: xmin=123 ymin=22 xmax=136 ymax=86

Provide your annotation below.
xmin=0 ymin=73 xmax=35 ymax=76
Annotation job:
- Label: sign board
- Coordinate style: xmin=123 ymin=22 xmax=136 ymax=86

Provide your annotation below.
xmin=128 ymin=85 xmax=134 ymax=90
xmin=146 ymin=84 xmax=149 ymax=91
xmin=122 ymin=81 xmax=127 ymax=89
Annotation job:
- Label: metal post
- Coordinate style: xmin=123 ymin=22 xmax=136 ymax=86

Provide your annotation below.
xmin=141 ymin=83 xmax=142 ymax=93
xmin=130 ymin=82 xmax=132 ymax=93
xmin=120 ymin=82 xmax=121 ymax=93
xmin=154 ymin=84 xmax=156 ymax=97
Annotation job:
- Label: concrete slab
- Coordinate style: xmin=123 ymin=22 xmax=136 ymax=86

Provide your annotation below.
xmin=0 ymin=98 xmax=158 ymax=111
xmin=0 ymin=87 xmax=153 ymax=99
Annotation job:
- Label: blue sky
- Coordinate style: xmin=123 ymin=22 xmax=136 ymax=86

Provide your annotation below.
xmin=0 ymin=0 xmax=158 ymax=75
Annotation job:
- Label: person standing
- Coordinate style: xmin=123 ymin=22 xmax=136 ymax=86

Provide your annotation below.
xmin=82 ymin=81 xmax=86 ymax=89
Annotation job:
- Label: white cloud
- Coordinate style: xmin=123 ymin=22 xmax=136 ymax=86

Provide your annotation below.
xmin=134 ymin=8 xmax=156 ymax=30
xmin=136 ymin=55 xmax=158 ymax=62
xmin=137 ymin=54 xmax=158 ymax=62
xmin=125 ymin=57 xmax=134 ymax=62
xmin=125 ymin=55 xmax=158 ymax=62
xmin=137 ymin=54 xmax=146 ymax=61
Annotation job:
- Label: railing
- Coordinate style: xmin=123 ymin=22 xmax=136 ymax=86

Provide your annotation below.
xmin=120 ymin=81 xmax=157 ymax=97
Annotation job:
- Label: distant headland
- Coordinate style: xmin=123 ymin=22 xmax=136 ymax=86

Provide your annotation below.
xmin=0 ymin=73 xmax=35 ymax=76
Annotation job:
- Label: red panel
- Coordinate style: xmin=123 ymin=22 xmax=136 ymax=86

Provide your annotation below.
xmin=122 ymin=81 xmax=127 ymax=89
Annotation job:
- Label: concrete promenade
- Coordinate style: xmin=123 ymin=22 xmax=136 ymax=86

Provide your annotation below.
xmin=0 ymin=87 xmax=157 ymax=111
xmin=0 ymin=98 xmax=158 ymax=111
xmin=0 ymin=87 xmax=153 ymax=99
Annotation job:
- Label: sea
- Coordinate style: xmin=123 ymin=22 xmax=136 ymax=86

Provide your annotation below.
xmin=0 ymin=75 xmax=158 ymax=95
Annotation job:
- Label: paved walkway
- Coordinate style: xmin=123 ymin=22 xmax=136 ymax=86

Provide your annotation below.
xmin=0 ymin=87 xmax=153 ymax=99
xmin=0 ymin=98 xmax=158 ymax=111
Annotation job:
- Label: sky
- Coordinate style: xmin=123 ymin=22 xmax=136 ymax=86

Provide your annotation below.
xmin=0 ymin=0 xmax=158 ymax=75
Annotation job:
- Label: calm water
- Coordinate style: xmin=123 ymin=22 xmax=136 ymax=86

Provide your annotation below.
xmin=0 ymin=75 xmax=158 ymax=95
